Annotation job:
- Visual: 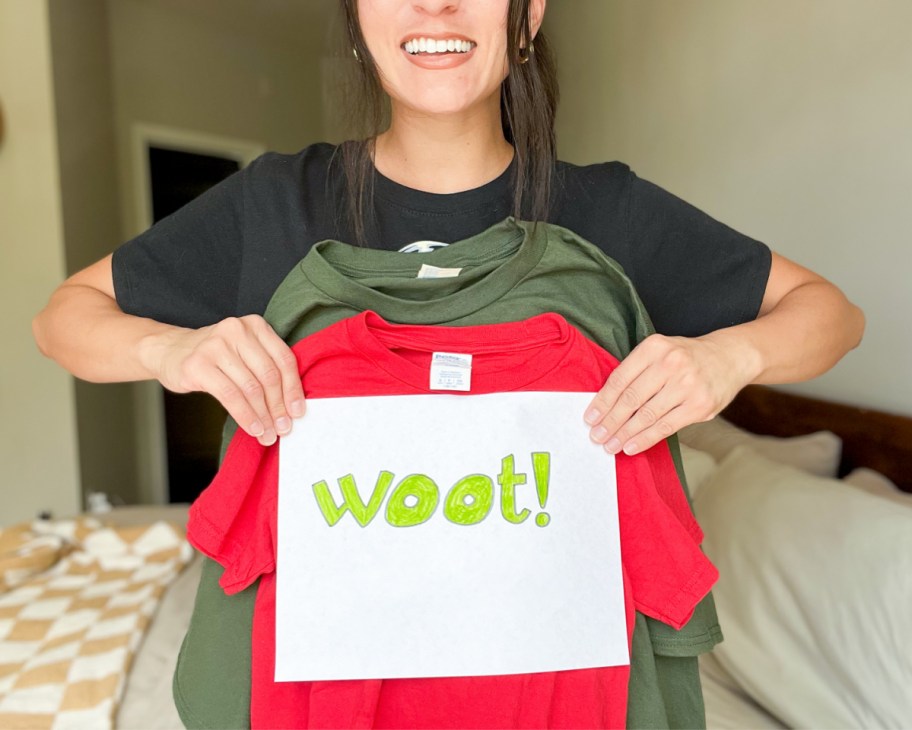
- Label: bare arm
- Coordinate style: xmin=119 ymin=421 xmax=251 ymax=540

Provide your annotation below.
xmin=33 ymin=255 xmax=305 ymax=445
xmin=584 ymin=252 xmax=865 ymax=455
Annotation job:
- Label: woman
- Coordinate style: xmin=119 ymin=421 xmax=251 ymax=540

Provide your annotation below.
xmin=33 ymin=0 xmax=863 ymax=726
xmin=33 ymin=0 xmax=862 ymax=455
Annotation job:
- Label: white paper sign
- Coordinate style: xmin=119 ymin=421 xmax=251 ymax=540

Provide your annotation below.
xmin=275 ymin=391 xmax=627 ymax=681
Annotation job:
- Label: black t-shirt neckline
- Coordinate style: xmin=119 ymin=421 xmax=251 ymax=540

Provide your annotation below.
xmin=371 ymin=155 xmax=516 ymax=215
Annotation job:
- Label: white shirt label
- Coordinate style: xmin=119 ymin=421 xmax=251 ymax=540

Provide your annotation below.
xmin=416 ymin=264 xmax=463 ymax=279
xmin=429 ymin=352 xmax=472 ymax=391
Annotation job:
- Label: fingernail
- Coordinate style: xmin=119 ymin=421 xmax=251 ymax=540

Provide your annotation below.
xmin=249 ymin=420 xmax=265 ymax=437
xmin=605 ymin=438 xmax=622 ymax=455
xmin=585 ymin=408 xmax=601 ymax=425
xmin=623 ymin=442 xmax=640 ymax=456
xmin=591 ymin=425 xmax=609 ymax=442
xmin=261 ymin=429 xmax=277 ymax=446
xmin=290 ymin=400 xmax=305 ymax=418
xmin=275 ymin=417 xmax=291 ymax=434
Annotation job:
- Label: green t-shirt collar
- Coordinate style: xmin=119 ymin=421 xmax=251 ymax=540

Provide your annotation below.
xmin=300 ymin=217 xmax=548 ymax=324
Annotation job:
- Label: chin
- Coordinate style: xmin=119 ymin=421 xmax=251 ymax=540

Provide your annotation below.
xmin=397 ymin=89 xmax=499 ymax=120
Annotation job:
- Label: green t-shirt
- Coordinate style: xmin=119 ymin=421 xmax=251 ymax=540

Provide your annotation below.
xmin=175 ymin=218 xmax=720 ymax=729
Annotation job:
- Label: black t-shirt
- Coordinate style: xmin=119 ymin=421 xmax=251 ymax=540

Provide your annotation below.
xmin=112 ymin=142 xmax=771 ymax=337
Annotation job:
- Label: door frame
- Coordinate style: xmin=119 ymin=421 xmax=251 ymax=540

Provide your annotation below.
xmin=130 ymin=123 xmax=264 ymax=504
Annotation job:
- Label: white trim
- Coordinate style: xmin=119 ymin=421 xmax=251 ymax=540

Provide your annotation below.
xmin=130 ymin=123 xmax=265 ymax=238
xmin=134 ymin=381 xmax=168 ymax=505
xmin=130 ymin=124 xmax=264 ymax=504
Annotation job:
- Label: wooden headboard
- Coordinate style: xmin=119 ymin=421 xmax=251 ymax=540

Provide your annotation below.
xmin=722 ymin=385 xmax=912 ymax=493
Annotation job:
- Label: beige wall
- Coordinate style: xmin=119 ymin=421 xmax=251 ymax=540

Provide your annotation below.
xmin=48 ymin=0 xmax=140 ymax=507
xmin=101 ymin=1 xmax=330 ymax=503
xmin=546 ymin=0 xmax=912 ymax=414
xmin=106 ymin=0 xmax=327 ymax=236
xmin=17 ymin=1 xmax=332 ymax=507
xmin=0 ymin=0 xmax=81 ymax=525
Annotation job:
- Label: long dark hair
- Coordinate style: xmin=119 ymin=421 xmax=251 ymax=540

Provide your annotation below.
xmin=334 ymin=0 xmax=559 ymax=245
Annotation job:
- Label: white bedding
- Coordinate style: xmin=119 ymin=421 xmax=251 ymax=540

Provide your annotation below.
xmin=701 ymin=653 xmax=786 ymax=730
xmin=116 ymin=553 xmax=200 ymax=730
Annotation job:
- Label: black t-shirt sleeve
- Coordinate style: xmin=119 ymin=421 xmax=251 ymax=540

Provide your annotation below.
xmin=623 ymin=171 xmax=772 ymax=337
xmin=112 ymin=163 xmax=248 ymax=329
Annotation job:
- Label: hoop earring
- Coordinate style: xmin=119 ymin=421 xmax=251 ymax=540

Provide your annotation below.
xmin=352 ymin=46 xmax=361 ymax=62
xmin=518 ymin=41 xmax=534 ymax=65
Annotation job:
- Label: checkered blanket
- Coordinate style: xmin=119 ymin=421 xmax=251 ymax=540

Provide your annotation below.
xmin=0 ymin=517 xmax=192 ymax=729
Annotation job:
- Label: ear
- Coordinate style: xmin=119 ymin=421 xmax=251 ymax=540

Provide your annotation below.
xmin=529 ymin=0 xmax=546 ymax=38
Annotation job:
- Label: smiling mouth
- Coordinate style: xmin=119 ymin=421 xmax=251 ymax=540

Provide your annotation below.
xmin=403 ymin=37 xmax=476 ymax=55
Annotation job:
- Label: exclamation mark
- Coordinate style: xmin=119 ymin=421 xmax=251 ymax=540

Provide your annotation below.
xmin=532 ymin=452 xmax=551 ymax=527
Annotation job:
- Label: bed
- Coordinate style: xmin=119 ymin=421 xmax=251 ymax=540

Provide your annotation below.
xmin=2 ymin=386 xmax=909 ymax=729
xmin=685 ymin=385 xmax=912 ymax=729
xmin=0 ymin=505 xmax=196 ymax=730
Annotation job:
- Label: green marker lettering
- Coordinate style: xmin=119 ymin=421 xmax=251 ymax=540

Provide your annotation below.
xmin=312 ymin=471 xmax=395 ymax=527
xmin=532 ymin=452 xmax=551 ymax=527
xmin=444 ymin=474 xmax=494 ymax=525
xmin=386 ymin=474 xmax=439 ymax=527
xmin=498 ymin=454 xmax=530 ymax=524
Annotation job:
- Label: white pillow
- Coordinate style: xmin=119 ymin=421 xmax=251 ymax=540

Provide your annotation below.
xmin=694 ymin=446 xmax=912 ymax=729
xmin=678 ymin=443 xmax=717 ymax=498
xmin=679 ymin=416 xmax=841 ymax=477
xmin=843 ymin=467 xmax=909 ymax=505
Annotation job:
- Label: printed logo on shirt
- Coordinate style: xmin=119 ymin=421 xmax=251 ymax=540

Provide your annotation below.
xmin=398 ymin=240 xmax=450 ymax=253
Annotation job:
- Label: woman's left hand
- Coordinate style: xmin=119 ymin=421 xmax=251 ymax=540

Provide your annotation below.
xmin=584 ymin=253 xmax=866 ymax=455
xmin=584 ymin=332 xmax=759 ymax=455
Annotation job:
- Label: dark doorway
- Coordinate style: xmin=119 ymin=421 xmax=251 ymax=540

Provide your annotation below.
xmin=148 ymin=146 xmax=240 ymax=504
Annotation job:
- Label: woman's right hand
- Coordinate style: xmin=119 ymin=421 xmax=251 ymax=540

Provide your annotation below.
xmin=145 ymin=315 xmax=305 ymax=446
xmin=33 ymin=255 xmax=304 ymax=447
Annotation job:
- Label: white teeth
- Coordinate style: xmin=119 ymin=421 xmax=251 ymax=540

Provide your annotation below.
xmin=403 ymin=37 xmax=475 ymax=55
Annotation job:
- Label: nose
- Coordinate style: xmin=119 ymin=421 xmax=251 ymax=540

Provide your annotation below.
xmin=412 ymin=0 xmax=459 ymax=16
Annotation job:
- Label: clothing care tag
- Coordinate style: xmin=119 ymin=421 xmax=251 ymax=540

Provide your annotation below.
xmin=430 ymin=352 xmax=472 ymax=391
xmin=416 ymin=264 xmax=463 ymax=279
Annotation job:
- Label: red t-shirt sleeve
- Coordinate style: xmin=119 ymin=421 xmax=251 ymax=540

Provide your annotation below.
xmin=615 ymin=450 xmax=718 ymax=630
xmin=186 ymin=433 xmax=279 ymax=595
xmin=581 ymin=336 xmax=704 ymax=544
xmin=645 ymin=441 xmax=704 ymax=544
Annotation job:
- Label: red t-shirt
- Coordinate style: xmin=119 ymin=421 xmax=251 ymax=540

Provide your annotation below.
xmin=188 ymin=311 xmax=716 ymax=729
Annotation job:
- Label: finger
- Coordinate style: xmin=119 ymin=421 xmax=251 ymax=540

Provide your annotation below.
xmin=584 ymin=353 xmax=650 ymax=430
xmin=588 ymin=365 xmax=668 ymax=450
xmin=217 ymin=357 xmax=278 ymax=446
xmin=254 ymin=325 xmax=305 ymax=422
xmin=609 ymin=388 xmax=683 ymax=455
xmin=206 ymin=367 xmax=275 ymax=446
xmin=617 ymin=404 xmax=691 ymax=456
xmin=234 ymin=335 xmax=292 ymax=436
xmin=604 ymin=379 xmax=686 ymax=451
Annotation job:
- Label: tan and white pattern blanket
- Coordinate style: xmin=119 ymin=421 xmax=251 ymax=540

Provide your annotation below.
xmin=0 ymin=517 xmax=192 ymax=729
